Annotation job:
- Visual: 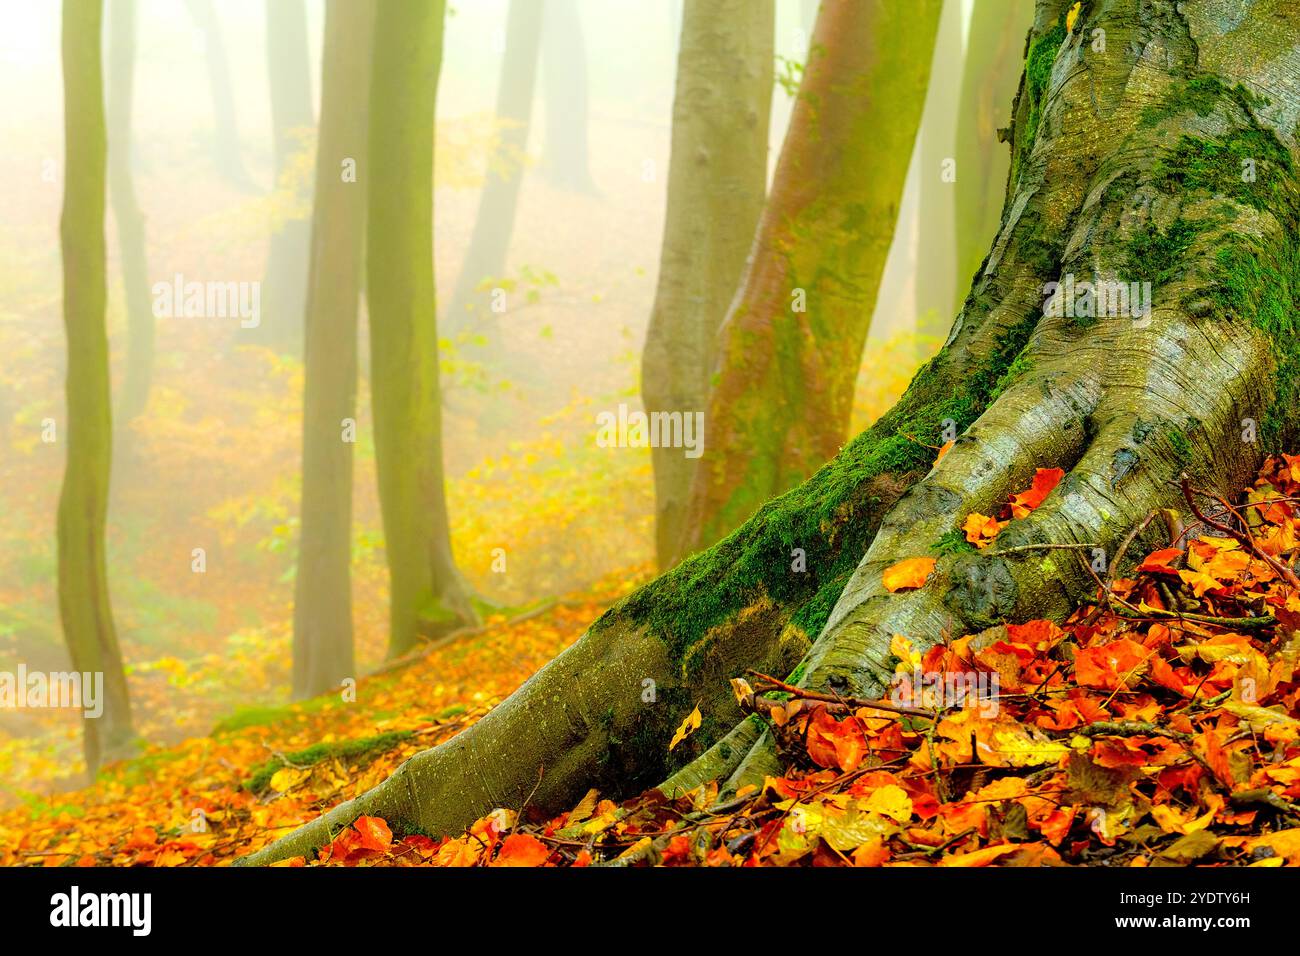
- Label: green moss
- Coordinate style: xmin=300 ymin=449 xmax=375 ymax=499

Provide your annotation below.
xmin=212 ymin=699 xmax=331 ymax=735
xmin=245 ymin=730 xmax=415 ymax=793
xmin=1019 ymin=17 xmax=1068 ymax=170
xmin=1154 ymin=128 xmax=1295 ymax=214
xmin=1165 ymin=425 xmax=1194 ymax=465
xmin=1124 ymin=216 xmax=1198 ymax=287
xmin=1140 ymin=75 xmax=1229 ymax=128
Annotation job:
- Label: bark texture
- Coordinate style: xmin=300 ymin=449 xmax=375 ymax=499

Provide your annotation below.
xmin=642 ymin=0 xmax=774 ymax=570
xmin=242 ymin=0 xmax=1300 ymax=864
xmin=292 ymin=0 xmax=375 ymax=700
xmin=366 ymin=0 xmax=477 ymax=659
xmin=445 ymin=0 xmax=545 ymax=337
xmin=59 ymin=0 xmax=135 ymax=775
xmin=678 ymin=0 xmax=943 ymax=558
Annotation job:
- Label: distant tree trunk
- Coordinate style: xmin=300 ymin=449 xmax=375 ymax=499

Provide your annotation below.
xmin=59 ymin=0 xmax=134 ymax=776
xmin=678 ymin=0 xmax=942 ymax=558
xmin=539 ymin=0 xmax=595 ymax=193
xmin=106 ymin=0 xmax=152 ymax=423
xmin=642 ymin=0 xmax=773 ymax=571
xmin=915 ymin=0 xmax=962 ymax=341
xmin=954 ymin=0 xmax=1033 ymax=294
xmin=292 ymin=0 xmax=375 ymax=700
xmin=184 ymin=0 xmax=254 ymax=189
xmin=367 ymin=0 xmax=478 ymax=658
xmin=260 ymin=0 xmax=314 ymax=351
xmin=445 ymin=0 xmax=545 ymax=336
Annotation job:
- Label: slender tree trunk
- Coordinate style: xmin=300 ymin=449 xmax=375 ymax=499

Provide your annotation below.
xmin=915 ymin=0 xmax=962 ymax=341
xmin=954 ymin=0 xmax=1033 ymax=296
xmin=59 ymin=0 xmax=134 ymax=777
xmin=641 ymin=0 xmax=773 ymax=571
xmin=184 ymin=0 xmax=254 ymax=190
xmin=539 ymin=0 xmax=595 ymax=193
xmin=366 ymin=0 xmax=477 ymax=660
xmin=243 ymin=0 xmax=1300 ymax=865
xmin=292 ymin=0 xmax=375 ymax=701
xmin=445 ymin=0 xmax=545 ymax=337
xmin=106 ymin=0 xmax=152 ymax=423
xmin=260 ymin=0 xmax=314 ymax=351
xmin=677 ymin=0 xmax=942 ymax=558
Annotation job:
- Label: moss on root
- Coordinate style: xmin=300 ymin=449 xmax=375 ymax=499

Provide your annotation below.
xmin=245 ymin=730 xmax=415 ymax=793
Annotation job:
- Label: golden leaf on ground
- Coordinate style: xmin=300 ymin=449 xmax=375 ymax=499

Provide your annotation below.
xmin=668 ymin=705 xmax=702 ymax=752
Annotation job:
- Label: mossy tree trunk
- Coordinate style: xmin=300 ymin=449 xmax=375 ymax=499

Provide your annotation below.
xmin=953 ymin=0 xmax=1034 ymax=294
xmin=106 ymin=0 xmax=152 ymax=424
xmin=366 ymin=0 xmax=477 ymax=660
xmin=242 ymin=0 xmax=1300 ymax=865
xmin=676 ymin=0 xmax=943 ymax=558
xmin=259 ymin=0 xmax=314 ymax=352
xmin=292 ymin=0 xmax=375 ymax=700
xmin=915 ymin=0 xmax=963 ymax=339
xmin=59 ymin=0 xmax=135 ymax=776
xmin=642 ymin=0 xmax=774 ymax=571
xmin=444 ymin=0 xmax=545 ymax=337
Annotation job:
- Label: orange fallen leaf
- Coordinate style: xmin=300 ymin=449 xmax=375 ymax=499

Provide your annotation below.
xmin=882 ymin=556 xmax=937 ymax=593
xmin=1009 ymin=467 xmax=1065 ymax=519
xmin=491 ymin=833 xmax=551 ymax=867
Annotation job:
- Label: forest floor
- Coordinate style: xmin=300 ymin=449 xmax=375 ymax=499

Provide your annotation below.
xmin=7 ymin=456 xmax=1300 ymax=867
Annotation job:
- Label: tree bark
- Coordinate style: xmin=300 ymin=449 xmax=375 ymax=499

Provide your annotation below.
xmin=677 ymin=0 xmax=942 ymax=558
xmin=292 ymin=0 xmax=375 ymax=701
xmin=641 ymin=0 xmax=773 ymax=571
xmin=954 ymin=0 xmax=1034 ymax=297
xmin=106 ymin=0 xmax=152 ymax=423
xmin=260 ymin=0 xmax=314 ymax=352
xmin=444 ymin=0 xmax=546 ymax=337
xmin=59 ymin=0 xmax=134 ymax=776
xmin=366 ymin=0 xmax=477 ymax=660
xmin=539 ymin=0 xmax=595 ymax=193
xmin=915 ymin=0 xmax=963 ymax=340
xmin=184 ymin=0 xmax=254 ymax=190
xmin=242 ymin=0 xmax=1300 ymax=865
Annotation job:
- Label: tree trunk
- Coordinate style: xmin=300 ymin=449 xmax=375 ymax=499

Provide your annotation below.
xmin=539 ymin=0 xmax=595 ymax=193
xmin=444 ymin=0 xmax=546 ymax=337
xmin=184 ymin=0 xmax=254 ymax=190
xmin=953 ymin=0 xmax=1034 ymax=295
xmin=366 ymin=0 xmax=477 ymax=660
xmin=260 ymin=0 xmax=314 ymax=352
xmin=241 ymin=0 xmax=1300 ymax=865
xmin=292 ymin=0 xmax=375 ymax=701
xmin=59 ymin=0 xmax=135 ymax=777
xmin=641 ymin=0 xmax=773 ymax=571
xmin=915 ymin=0 xmax=962 ymax=341
xmin=677 ymin=0 xmax=942 ymax=559
xmin=106 ymin=0 xmax=152 ymax=424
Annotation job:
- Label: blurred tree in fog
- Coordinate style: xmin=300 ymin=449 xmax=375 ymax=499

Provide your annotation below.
xmin=915 ymin=0 xmax=962 ymax=341
xmin=955 ymin=0 xmax=1034 ymax=289
xmin=106 ymin=0 xmax=153 ymax=423
xmin=260 ymin=0 xmax=314 ymax=351
xmin=540 ymin=0 xmax=595 ymax=193
xmin=367 ymin=0 xmax=478 ymax=658
xmin=642 ymin=0 xmax=773 ymax=571
xmin=59 ymin=0 xmax=135 ymax=775
xmin=446 ymin=0 xmax=546 ymax=338
xmin=184 ymin=0 xmax=255 ymax=189
xmin=679 ymin=0 xmax=941 ymax=559
xmin=293 ymin=0 xmax=376 ymax=700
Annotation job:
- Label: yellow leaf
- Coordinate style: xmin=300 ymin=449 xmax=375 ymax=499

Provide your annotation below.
xmin=1066 ymin=1 xmax=1081 ymax=32
xmin=668 ymin=705 xmax=702 ymax=752
xmin=269 ymin=767 xmax=308 ymax=793
xmin=882 ymin=556 xmax=937 ymax=593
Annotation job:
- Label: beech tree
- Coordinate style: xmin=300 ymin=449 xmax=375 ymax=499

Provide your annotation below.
xmin=59 ymin=0 xmax=134 ymax=775
xmin=677 ymin=0 xmax=942 ymax=558
xmin=365 ymin=0 xmax=477 ymax=659
xmin=184 ymin=0 xmax=254 ymax=189
xmin=292 ymin=0 xmax=375 ymax=700
xmin=641 ymin=0 xmax=773 ymax=570
xmin=445 ymin=0 xmax=546 ymax=336
xmin=539 ymin=0 xmax=595 ymax=193
xmin=243 ymin=0 xmax=1299 ymax=864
